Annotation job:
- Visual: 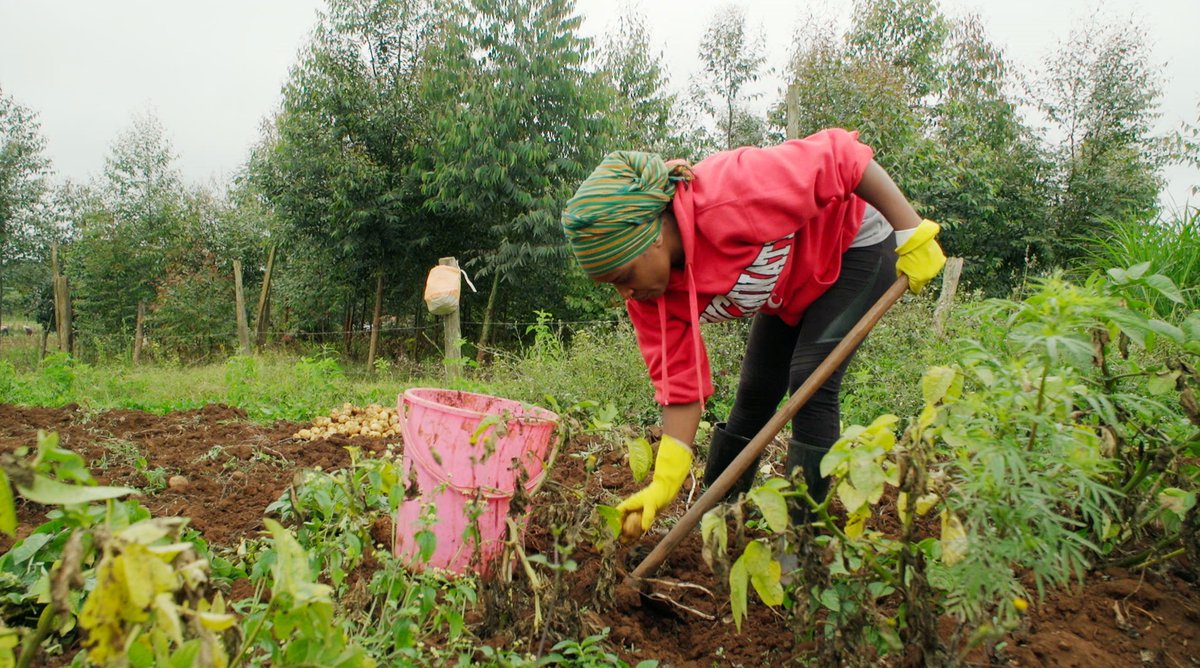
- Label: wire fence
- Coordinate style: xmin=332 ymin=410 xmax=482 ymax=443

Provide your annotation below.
xmin=9 ymin=316 xmax=630 ymax=365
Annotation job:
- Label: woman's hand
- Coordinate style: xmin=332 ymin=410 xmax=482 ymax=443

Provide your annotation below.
xmin=616 ymin=434 xmax=694 ymax=532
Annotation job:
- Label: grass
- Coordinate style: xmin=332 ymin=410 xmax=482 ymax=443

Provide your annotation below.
xmin=1085 ymin=206 xmax=1200 ymax=316
xmin=0 ymin=296 xmax=958 ymax=443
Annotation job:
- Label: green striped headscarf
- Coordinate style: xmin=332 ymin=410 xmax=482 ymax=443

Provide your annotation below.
xmin=561 ymin=151 xmax=693 ymax=277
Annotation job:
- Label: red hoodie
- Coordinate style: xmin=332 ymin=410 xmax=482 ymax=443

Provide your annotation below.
xmin=626 ymin=128 xmax=875 ymax=406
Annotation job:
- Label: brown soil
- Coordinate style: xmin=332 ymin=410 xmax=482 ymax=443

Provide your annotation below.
xmin=2 ymin=403 xmax=1198 ymax=667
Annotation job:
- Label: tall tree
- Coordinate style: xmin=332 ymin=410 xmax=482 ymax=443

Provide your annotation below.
xmin=0 ymin=87 xmax=52 ymax=331
xmin=598 ymin=5 xmax=677 ymax=154
xmin=67 ymin=113 xmax=188 ymax=350
xmin=1036 ymin=18 xmax=1164 ymax=261
xmin=255 ymin=0 xmax=437 ymax=341
xmin=696 ymin=4 xmax=766 ymax=150
xmin=418 ymin=0 xmax=613 ymax=320
xmin=783 ymin=0 xmax=1051 ymax=293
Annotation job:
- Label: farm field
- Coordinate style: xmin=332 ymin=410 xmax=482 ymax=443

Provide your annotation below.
xmin=2 ymin=401 xmax=1196 ymax=667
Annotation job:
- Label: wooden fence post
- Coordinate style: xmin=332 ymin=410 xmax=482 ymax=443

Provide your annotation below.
xmin=254 ymin=244 xmax=275 ymax=349
xmin=786 ymin=83 xmax=800 ymax=140
xmin=233 ymin=260 xmax=251 ymax=355
xmin=53 ymin=275 xmax=70 ymax=353
xmin=367 ymin=273 xmax=383 ymax=371
xmin=133 ymin=301 xmax=145 ymax=364
xmin=934 ymin=257 xmax=965 ymax=336
xmin=51 ymin=243 xmax=70 ymax=353
xmin=439 ymin=257 xmax=462 ymax=380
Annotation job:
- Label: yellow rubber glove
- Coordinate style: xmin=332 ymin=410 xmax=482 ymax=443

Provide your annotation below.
xmin=895 ymin=219 xmax=947 ymax=294
xmin=617 ymin=434 xmax=693 ymax=532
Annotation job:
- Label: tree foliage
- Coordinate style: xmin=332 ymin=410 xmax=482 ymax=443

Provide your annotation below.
xmin=783 ymin=0 xmax=1053 ymax=292
xmin=597 ymin=6 xmax=677 ymax=155
xmin=1036 ymin=17 xmax=1165 ymax=262
xmin=696 ymin=5 xmax=767 ymax=150
xmin=0 ymin=87 xmax=52 ymax=325
xmin=253 ymin=0 xmax=438 ymax=335
xmin=66 ymin=114 xmax=189 ymax=350
xmin=418 ymin=0 xmax=614 ymax=321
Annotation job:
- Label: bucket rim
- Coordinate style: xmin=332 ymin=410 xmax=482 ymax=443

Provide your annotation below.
xmin=401 ymin=387 xmax=558 ymax=424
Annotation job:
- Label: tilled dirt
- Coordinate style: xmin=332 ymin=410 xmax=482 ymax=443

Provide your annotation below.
xmin=1 ymin=403 xmax=1197 ymax=667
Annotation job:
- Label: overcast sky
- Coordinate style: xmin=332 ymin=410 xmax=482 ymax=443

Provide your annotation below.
xmin=1 ymin=0 xmax=1196 ymax=207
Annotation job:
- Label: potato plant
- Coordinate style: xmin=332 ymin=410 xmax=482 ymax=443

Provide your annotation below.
xmin=695 ymin=265 xmax=1199 ymax=664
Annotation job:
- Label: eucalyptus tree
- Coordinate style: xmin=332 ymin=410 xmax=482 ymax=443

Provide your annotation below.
xmin=846 ymin=0 xmax=949 ymax=102
xmin=0 ymin=87 xmax=52 ymax=331
xmin=418 ymin=0 xmax=614 ymax=330
xmin=65 ymin=113 xmax=190 ymax=353
xmin=255 ymin=0 xmax=438 ymax=343
xmin=783 ymin=0 xmax=1049 ymax=293
xmin=1036 ymin=18 xmax=1164 ymax=262
xmin=597 ymin=6 xmax=676 ymax=155
xmin=696 ymin=4 xmax=766 ymax=149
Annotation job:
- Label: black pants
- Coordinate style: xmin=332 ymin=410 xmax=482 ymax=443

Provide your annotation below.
xmin=724 ymin=237 xmax=897 ymax=448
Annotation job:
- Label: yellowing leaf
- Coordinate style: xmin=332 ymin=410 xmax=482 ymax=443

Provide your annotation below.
xmin=197 ymin=611 xmax=237 ymax=632
xmin=864 ymin=414 xmax=900 ymax=436
xmin=916 ymin=493 xmax=939 ymax=515
xmin=917 ymin=404 xmax=939 ymax=430
xmin=80 ymin=551 xmax=137 ymax=665
xmin=844 ymin=507 xmax=869 ymax=539
xmin=922 ymin=367 xmax=957 ymax=406
xmin=700 ymin=508 xmax=728 ymax=571
xmin=119 ymin=518 xmax=185 ymax=545
xmin=596 ymin=505 xmax=621 ymax=540
xmin=729 ymin=556 xmax=748 ymax=632
xmin=819 ymin=447 xmax=850 ymax=477
xmin=883 ymin=462 xmax=900 ymax=487
xmin=748 ymin=486 xmax=789 ymax=534
xmin=742 ymin=540 xmax=772 ymax=575
xmin=750 ymin=559 xmax=784 ymax=607
xmin=152 ymin=592 xmax=183 ymax=645
xmin=1159 ymin=488 xmax=1196 ymax=517
xmin=940 ymin=510 xmax=968 ymax=565
xmin=121 ymin=552 xmax=156 ymax=609
xmin=627 ymin=437 xmax=653 ymax=483
xmin=867 ymin=428 xmax=896 ymax=452
xmin=848 ymin=459 xmax=884 ymax=508
xmin=837 ymin=480 xmax=869 ymax=514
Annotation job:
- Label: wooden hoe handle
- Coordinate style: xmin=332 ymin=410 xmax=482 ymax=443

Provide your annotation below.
xmin=630 ymin=275 xmax=910 ymax=580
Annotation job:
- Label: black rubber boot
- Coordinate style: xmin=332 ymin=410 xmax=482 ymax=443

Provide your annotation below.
xmin=702 ymin=423 xmax=759 ymax=501
xmin=785 ymin=439 xmax=832 ymax=526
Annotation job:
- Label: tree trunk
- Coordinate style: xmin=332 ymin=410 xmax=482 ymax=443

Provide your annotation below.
xmin=342 ymin=295 xmax=354 ymax=352
xmin=475 ymin=272 xmax=500 ymax=365
xmin=133 ymin=301 xmax=145 ymax=364
xmin=53 ymin=275 xmax=69 ymax=353
xmin=367 ymin=273 xmax=383 ymax=371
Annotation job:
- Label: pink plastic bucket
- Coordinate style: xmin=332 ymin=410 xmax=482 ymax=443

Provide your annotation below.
xmin=393 ymin=388 xmax=558 ymax=575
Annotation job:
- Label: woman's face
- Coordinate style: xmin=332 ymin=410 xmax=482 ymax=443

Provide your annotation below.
xmin=591 ymin=233 xmax=672 ymax=302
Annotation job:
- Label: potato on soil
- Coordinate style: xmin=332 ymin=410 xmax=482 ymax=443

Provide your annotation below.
xmin=294 ymin=403 xmax=402 ymax=440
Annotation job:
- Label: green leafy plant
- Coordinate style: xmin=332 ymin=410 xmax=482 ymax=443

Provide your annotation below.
xmin=232 ymin=519 xmax=375 ymax=668
xmin=265 ymin=447 xmax=400 ymax=589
